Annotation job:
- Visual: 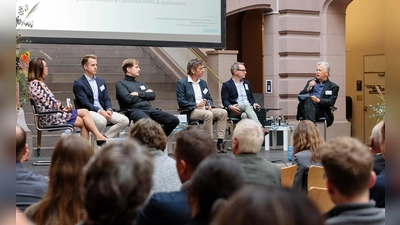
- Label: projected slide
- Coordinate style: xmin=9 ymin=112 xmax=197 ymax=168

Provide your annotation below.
xmin=17 ymin=0 xmax=225 ymax=47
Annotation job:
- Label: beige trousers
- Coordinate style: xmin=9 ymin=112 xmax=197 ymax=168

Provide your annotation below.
xmin=190 ymin=108 xmax=227 ymax=139
xmin=89 ymin=111 xmax=130 ymax=138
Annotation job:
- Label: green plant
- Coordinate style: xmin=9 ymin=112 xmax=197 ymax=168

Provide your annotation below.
xmin=368 ymin=85 xmax=385 ymax=123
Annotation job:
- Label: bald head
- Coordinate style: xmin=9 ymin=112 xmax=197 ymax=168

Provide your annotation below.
xmin=370 ymin=121 xmax=383 ymax=154
xmin=16 ymin=125 xmax=27 ymax=162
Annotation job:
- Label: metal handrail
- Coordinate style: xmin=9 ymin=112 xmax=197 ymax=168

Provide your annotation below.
xmin=189 ymin=48 xmax=223 ymax=83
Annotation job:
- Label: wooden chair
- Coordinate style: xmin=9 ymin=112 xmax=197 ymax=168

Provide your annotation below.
xmin=281 ymin=164 xmax=297 ymax=188
xmin=308 ymin=187 xmax=335 ymax=213
xmin=307 ymin=165 xmax=326 ymax=190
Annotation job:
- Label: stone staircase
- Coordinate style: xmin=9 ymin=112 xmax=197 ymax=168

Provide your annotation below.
xmin=20 ymin=44 xmax=181 ymax=156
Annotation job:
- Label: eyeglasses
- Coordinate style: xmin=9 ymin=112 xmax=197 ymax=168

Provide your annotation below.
xmin=236 ymin=69 xmax=247 ymax=72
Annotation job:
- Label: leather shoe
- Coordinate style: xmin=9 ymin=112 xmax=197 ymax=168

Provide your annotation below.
xmin=217 ymin=143 xmax=227 ymax=153
xmin=262 ymin=128 xmax=269 ymax=136
xmin=96 ymin=140 xmax=107 ymax=146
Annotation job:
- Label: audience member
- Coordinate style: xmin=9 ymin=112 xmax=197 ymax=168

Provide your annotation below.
xmin=25 ymin=135 xmax=93 ymax=225
xmin=136 ymin=127 xmax=217 ymax=225
xmin=176 ymin=58 xmax=228 ymax=153
xmin=27 ymin=57 xmax=106 ymax=144
xmin=211 ymin=184 xmax=325 ymax=225
xmin=370 ymin=120 xmax=385 ymax=208
xmin=369 ymin=120 xmax=385 ymax=175
xmin=187 ymin=155 xmax=245 ymax=225
xmin=296 ymin=61 xmax=339 ymax=127
xmin=292 ymin=120 xmax=324 ymax=191
xmin=73 ymin=54 xmax=129 ymax=138
xmin=78 ymin=139 xmax=153 ymax=225
xmin=221 ymin=62 xmax=267 ymax=134
xmin=16 ymin=125 xmax=48 ymax=212
xmin=321 ymin=136 xmax=385 ymax=225
xmin=232 ymin=119 xmax=281 ymax=186
xmin=116 ymin=58 xmax=179 ymax=136
xmin=130 ymin=118 xmax=181 ymax=194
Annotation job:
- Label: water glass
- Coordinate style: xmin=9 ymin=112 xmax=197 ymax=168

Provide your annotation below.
xmin=119 ymin=130 xmax=128 ymax=139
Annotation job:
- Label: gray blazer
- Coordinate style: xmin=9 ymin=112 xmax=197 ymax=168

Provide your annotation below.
xmin=292 ymin=150 xmax=321 ymax=191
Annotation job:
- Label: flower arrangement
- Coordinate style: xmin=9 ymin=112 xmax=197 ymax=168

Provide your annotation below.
xmin=368 ymin=85 xmax=385 ymax=123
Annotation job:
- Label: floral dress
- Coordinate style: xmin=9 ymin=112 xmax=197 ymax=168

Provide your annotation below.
xmin=29 ymin=79 xmax=75 ymax=126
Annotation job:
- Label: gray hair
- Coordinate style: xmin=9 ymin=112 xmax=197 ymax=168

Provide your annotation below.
xmin=317 ymin=61 xmax=330 ymax=76
xmin=230 ymin=62 xmax=244 ymax=75
xmin=232 ymin=119 xmax=264 ymax=154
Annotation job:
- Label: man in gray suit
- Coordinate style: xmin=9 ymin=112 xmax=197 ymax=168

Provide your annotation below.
xmin=232 ymin=119 xmax=281 ymax=186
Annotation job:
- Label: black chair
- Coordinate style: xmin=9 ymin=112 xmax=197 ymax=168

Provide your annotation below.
xmin=30 ymin=98 xmax=76 ymax=157
xmin=298 ymin=106 xmax=337 ymax=141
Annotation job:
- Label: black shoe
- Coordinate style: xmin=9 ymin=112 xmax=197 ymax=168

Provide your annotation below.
xmin=96 ymin=140 xmax=107 ymax=146
xmin=217 ymin=143 xmax=226 ymax=153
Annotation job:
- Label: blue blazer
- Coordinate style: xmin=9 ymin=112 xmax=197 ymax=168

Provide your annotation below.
xmin=176 ymin=77 xmax=214 ymax=109
xmin=136 ymin=190 xmax=191 ymax=225
xmin=221 ymin=79 xmax=256 ymax=111
xmin=73 ymin=75 xmax=113 ymax=112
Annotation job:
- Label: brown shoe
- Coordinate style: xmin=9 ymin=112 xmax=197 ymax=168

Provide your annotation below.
xmin=262 ymin=128 xmax=269 ymax=136
xmin=217 ymin=143 xmax=227 ymax=153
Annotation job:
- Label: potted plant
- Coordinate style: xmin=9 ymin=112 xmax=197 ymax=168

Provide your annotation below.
xmin=369 ymin=85 xmax=385 ymax=123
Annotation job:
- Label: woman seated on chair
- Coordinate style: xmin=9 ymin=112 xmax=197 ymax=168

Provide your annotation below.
xmin=27 ymin=57 xmax=106 ymax=144
xmin=292 ymin=120 xmax=324 ymax=191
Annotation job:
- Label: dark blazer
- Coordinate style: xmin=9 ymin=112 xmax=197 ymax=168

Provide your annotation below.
xmin=176 ymin=77 xmax=214 ymax=110
xmin=221 ymin=79 xmax=256 ymax=112
xmin=136 ymin=190 xmax=191 ymax=225
xmin=73 ymin=75 xmax=113 ymax=112
xmin=297 ymin=79 xmax=339 ymax=127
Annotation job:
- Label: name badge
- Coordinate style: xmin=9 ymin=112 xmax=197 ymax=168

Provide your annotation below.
xmin=245 ymin=84 xmax=249 ymax=90
xmin=140 ymin=85 xmax=146 ymax=90
xmin=99 ymin=85 xmax=105 ymax=92
xmin=325 ymin=90 xmax=332 ymax=95
xmin=203 ymin=88 xmax=209 ymax=94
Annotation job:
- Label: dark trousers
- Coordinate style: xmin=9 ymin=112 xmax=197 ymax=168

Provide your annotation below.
xmin=297 ymin=98 xmax=324 ymax=123
xmin=128 ymin=107 xmax=179 ymax=136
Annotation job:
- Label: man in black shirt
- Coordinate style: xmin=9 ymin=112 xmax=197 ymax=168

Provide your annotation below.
xmin=116 ymin=58 xmax=179 ymax=136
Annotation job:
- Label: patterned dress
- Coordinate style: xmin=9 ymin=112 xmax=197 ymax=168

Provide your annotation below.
xmin=29 ymin=79 xmax=74 ymax=126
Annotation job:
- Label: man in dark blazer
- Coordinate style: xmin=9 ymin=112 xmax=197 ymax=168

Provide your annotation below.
xmin=221 ymin=62 xmax=265 ymax=128
xmin=136 ymin=127 xmax=217 ymax=225
xmin=73 ymin=54 xmax=129 ymax=138
xmin=176 ymin=58 xmax=228 ymax=153
xmin=296 ymin=61 xmax=339 ymax=127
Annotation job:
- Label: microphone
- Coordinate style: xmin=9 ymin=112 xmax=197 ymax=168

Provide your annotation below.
xmin=309 ymin=78 xmax=317 ymax=91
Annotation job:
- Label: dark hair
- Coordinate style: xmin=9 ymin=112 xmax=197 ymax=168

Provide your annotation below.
xmin=27 ymin=57 xmax=45 ymax=81
xmin=16 ymin=125 xmax=26 ymax=161
xmin=129 ymin=118 xmax=167 ymax=150
xmin=83 ymin=139 xmax=153 ymax=225
xmin=211 ymin=184 xmax=324 ymax=225
xmin=187 ymin=58 xmax=203 ymax=75
xmin=320 ymin=136 xmax=373 ymax=196
xmin=189 ymin=155 xmax=245 ymax=221
xmin=29 ymin=135 xmax=93 ymax=225
xmin=174 ymin=126 xmax=216 ymax=172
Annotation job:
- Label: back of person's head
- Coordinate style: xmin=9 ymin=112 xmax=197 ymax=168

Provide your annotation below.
xmin=122 ymin=58 xmax=140 ymax=73
xmin=31 ymin=135 xmax=93 ymax=225
xmin=320 ymin=136 xmax=373 ymax=196
xmin=189 ymin=155 xmax=245 ymax=221
xmin=292 ymin=120 xmax=324 ymax=162
xmin=380 ymin=120 xmax=385 ymax=158
xmin=27 ymin=57 xmax=45 ymax=81
xmin=232 ymin=119 xmax=263 ymax=154
xmin=211 ymin=184 xmax=324 ymax=225
xmin=129 ymin=118 xmax=167 ymax=150
xmin=174 ymin=127 xmax=216 ymax=172
xmin=83 ymin=139 xmax=153 ymax=225
xmin=16 ymin=125 xmax=26 ymax=162
xmin=187 ymin=58 xmax=203 ymax=75
xmin=370 ymin=120 xmax=383 ymax=153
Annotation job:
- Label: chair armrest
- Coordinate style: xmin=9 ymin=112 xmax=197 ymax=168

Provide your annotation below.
xmin=178 ymin=107 xmax=194 ymax=114
xmin=37 ymin=110 xmax=64 ymax=116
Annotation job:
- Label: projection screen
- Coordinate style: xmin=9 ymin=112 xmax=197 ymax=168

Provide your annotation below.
xmin=17 ymin=0 xmax=226 ymax=48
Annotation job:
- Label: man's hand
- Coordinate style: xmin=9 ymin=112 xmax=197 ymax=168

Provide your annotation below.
xmin=196 ymin=99 xmax=207 ymax=108
xmin=253 ymin=103 xmax=260 ymax=110
xmin=130 ymin=92 xmax=139 ymax=96
xmin=205 ymin=106 xmax=212 ymax=111
xmin=308 ymin=80 xmax=317 ymax=92
xmin=230 ymin=104 xmax=241 ymax=115
xmin=145 ymin=89 xmax=153 ymax=92
xmin=100 ymin=110 xmax=111 ymax=120
xmin=106 ymin=110 xmax=113 ymax=117
xmin=311 ymin=95 xmax=320 ymax=103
